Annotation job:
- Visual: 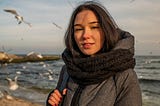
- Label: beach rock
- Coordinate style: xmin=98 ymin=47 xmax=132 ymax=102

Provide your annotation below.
xmin=0 ymin=52 xmax=9 ymax=60
xmin=0 ymin=52 xmax=23 ymax=64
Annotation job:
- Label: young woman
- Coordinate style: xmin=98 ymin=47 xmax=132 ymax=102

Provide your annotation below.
xmin=46 ymin=1 xmax=142 ymax=106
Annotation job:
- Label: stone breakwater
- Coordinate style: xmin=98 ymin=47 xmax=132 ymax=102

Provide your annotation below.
xmin=0 ymin=52 xmax=60 ymax=64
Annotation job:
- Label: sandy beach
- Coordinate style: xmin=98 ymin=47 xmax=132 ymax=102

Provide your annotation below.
xmin=0 ymin=96 xmax=43 ymax=106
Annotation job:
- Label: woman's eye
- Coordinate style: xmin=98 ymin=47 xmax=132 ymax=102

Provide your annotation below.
xmin=74 ymin=28 xmax=83 ymax=31
xmin=91 ymin=26 xmax=100 ymax=29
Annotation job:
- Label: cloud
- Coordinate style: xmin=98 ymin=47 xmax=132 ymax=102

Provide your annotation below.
xmin=0 ymin=0 xmax=160 ymax=55
xmin=102 ymin=0 xmax=160 ymax=37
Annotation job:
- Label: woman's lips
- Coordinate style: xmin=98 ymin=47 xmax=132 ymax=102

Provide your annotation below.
xmin=82 ymin=43 xmax=94 ymax=49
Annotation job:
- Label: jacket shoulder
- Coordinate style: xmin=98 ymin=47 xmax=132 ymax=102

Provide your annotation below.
xmin=114 ymin=69 xmax=142 ymax=106
xmin=115 ymin=69 xmax=139 ymax=87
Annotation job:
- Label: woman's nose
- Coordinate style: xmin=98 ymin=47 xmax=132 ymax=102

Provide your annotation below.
xmin=82 ymin=28 xmax=91 ymax=39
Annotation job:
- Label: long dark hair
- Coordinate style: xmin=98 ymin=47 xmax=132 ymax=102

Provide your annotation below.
xmin=64 ymin=1 xmax=120 ymax=56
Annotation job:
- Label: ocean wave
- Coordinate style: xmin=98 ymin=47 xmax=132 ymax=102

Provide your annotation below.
xmin=135 ymin=66 xmax=160 ymax=70
xmin=139 ymin=78 xmax=160 ymax=83
xmin=150 ymin=60 xmax=160 ymax=63
xmin=143 ymin=90 xmax=160 ymax=96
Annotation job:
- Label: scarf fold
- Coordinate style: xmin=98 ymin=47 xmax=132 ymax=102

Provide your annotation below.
xmin=62 ymin=48 xmax=135 ymax=85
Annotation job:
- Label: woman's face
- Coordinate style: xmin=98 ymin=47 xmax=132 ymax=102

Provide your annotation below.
xmin=74 ymin=10 xmax=105 ymax=55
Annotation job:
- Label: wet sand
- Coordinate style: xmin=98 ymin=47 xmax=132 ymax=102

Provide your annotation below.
xmin=0 ymin=96 xmax=43 ymax=106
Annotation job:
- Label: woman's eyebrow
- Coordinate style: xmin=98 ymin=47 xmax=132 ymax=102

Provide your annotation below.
xmin=74 ymin=24 xmax=81 ymax=27
xmin=89 ymin=21 xmax=99 ymax=24
xmin=74 ymin=21 xmax=99 ymax=26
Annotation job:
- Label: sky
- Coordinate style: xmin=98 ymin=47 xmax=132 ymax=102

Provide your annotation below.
xmin=0 ymin=0 xmax=160 ymax=55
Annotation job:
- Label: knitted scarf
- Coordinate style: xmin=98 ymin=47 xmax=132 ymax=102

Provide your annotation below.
xmin=62 ymin=48 xmax=135 ymax=86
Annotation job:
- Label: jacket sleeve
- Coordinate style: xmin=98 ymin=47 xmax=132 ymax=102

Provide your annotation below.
xmin=56 ymin=65 xmax=66 ymax=89
xmin=115 ymin=69 xmax=142 ymax=106
xmin=45 ymin=65 xmax=66 ymax=106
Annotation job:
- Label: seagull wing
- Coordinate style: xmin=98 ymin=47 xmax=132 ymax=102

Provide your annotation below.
xmin=3 ymin=9 xmax=19 ymax=15
xmin=130 ymin=0 xmax=135 ymax=3
xmin=52 ymin=22 xmax=62 ymax=29
xmin=23 ymin=20 xmax=32 ymax=27
xmin=6 ymin=77 xmax=12 ymax=82
xmin=14 ymin=76 xmax=18 ymax=82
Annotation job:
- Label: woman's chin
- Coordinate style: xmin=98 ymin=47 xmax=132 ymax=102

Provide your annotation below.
xmin=81 ymin=50 xmax=97 ymax=56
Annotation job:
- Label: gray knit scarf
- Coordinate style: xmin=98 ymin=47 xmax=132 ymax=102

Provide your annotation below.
xmin=62 ymin=48 xmax=135 ymax=86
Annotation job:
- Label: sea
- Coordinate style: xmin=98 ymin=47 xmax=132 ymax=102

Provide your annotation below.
xmin=0 ymin=55 xmax=160 ymax=106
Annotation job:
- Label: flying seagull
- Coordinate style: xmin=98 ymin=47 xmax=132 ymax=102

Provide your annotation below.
xmin=3 ymin=9 xmax=32 ymax=27
xmin=130 ymin=0 xmax=135 ymax=3
xmin=52 ymin=22 xmax=62 ymax=29
xmin=6 ymin=76 xmax=19 ymax=91
xmin=0 ymin=90 xmax=14 ymax=100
